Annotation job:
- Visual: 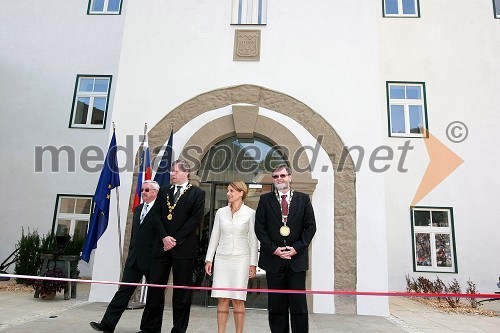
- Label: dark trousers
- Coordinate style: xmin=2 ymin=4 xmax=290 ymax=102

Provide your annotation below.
xmin=140 ymin=251 xmax=195 ymax=333
xmin=101 ymin=260 xmax=149 ymax=329
xmin=266 ymin=262 xmax=308 ymax=333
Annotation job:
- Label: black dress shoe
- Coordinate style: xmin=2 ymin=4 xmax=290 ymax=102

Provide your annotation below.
xmin=90 ymin=321 xmax=114 ymax=333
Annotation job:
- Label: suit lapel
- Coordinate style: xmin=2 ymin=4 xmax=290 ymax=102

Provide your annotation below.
xmin=168 ymin=185 xmax=175 ymax=200
xmin=270 ymin=193 xmax=282 ymax=222
xmin=288 ymin=191 xmax=298 ymax=221
xmin=133 ymin=204 xmax=142 ymax=232
xmin=140 ymin=210 xmax=152 ymax=227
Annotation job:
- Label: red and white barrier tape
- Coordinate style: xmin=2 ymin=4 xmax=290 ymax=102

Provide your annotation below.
xmin=2 ymin=273 xmax=499 ymax=299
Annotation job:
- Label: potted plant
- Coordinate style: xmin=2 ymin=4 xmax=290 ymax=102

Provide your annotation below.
xmin=32 ymin=267 xmax=66 ymax=300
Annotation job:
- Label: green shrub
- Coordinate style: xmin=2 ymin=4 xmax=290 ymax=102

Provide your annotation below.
xmin=40 ymin=232 xmax=56 ymax=254
xmin=14 ymin=228 xmax=41 ymax=284
xmin=14 ymin=228 xmax=56 ymax=285
xmin=65 ymin=236 xmax=84 ymax=256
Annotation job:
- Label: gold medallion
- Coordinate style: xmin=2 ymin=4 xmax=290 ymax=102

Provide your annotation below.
xmin=280 ymin=226 xmax=290 ymax=236
xmin=167 ymin=213 xmax=172 ymax=220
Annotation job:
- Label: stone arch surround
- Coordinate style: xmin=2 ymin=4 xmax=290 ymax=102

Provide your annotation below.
xmin=127 ymin=85 xmax=357 ymax=314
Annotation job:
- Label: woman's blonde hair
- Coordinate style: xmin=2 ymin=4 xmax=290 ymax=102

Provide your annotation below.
xmin=229 ymin=180 xmax=248 ymax=200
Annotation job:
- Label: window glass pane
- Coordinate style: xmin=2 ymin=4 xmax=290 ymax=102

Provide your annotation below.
xmin=74 ymin=98 xmax=90 ymax=124
xmin=107 ymin=0 xmax=121 ymax=12
xmin=406 ymin=85 xmax=422 ymax=99
xmin=79 ymin=78 xmax=94 ymax=92
xmin=415 ymin=233 xmax=431 ymax=266
xmin=402 ymin=0 xmax=416 ymax=14
xmin=385 ymin=0 xmax=399 ymax=14
xmin=94 ymin=79 xmax=109 ymax=92
xmin=91 ymin=97 xmax=106 ymax=125
xmin=496 ymin=0 xmax=500 ymax=16
xmin=74 ymin=220 xmax=89 ymax=240
xmin=409 ymin=105 xmax=423 ymax=134
xmin=435 ymin=234 xmax=452 ymax=267
xmin=199 ymin=136 xmax=287 ymax=182
xmin=75 ymin=198 xmax=92 ymax=214
xmin=390 ymin=105 xmax=405 ymax=133
xmin=92 ymin=0 xmax=105 ymax=12
xmin=432 ymin=211 xmax=449 ymax=227
xmin=56 ymin=219 xmax=71 ymax=236
xmin=414 ymin=210 xmax=430 ymax=226
xmin=59 ymin=198 xmax=76 ymax=213
xmin=231 ymin=0 xmax=267 ymax=24
xmin=389 ymin=85 xmax=405 ymax=99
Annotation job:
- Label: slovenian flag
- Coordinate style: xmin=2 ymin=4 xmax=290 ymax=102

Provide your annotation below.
xmin=132 ymin=132 xmax=152 ymax=212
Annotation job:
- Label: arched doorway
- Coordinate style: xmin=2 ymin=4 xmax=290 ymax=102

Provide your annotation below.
xmin=128 ymin=85 xmax=357 ymax=314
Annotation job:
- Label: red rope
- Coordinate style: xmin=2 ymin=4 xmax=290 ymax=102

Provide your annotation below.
xmin=3 ymin=273 xmax=499 ymax=299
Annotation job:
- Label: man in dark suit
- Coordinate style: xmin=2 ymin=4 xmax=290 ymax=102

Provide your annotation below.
xmin=139 ymin=159 xmax=205 ymax=333
xmin=90 ymin=180 xmax=161 ymax=333
xmin=255 ymin=164 xmax=316 ymax=333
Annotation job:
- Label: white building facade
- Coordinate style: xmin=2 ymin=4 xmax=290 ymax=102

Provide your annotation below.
xmin=1 ymin=0 xmax=499 ymax=316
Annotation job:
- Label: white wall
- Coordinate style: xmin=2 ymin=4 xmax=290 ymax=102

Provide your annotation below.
xmin=0 ymin=1 xmax=125 ymax=277
xmin=380 ymin=1 xmax=500 ymax=293
xmin=90 ymin=0 xmax=391 ymax=314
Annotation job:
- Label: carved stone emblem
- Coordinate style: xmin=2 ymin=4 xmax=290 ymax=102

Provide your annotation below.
xmin=234 ymin=30 xmax=261 ymax=61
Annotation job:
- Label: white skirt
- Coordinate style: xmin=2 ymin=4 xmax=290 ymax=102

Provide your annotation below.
xmin=211 ymin=253 xmax=250 ymax=301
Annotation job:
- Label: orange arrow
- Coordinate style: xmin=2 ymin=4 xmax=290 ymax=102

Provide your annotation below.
xmin=410 ymin=129 xmax=464 ymax=207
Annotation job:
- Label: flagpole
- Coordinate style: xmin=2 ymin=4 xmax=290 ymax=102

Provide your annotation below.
xmin=113 ymin=123 xmax=124 ymax=268
xmin=170 ymin=123 xmax=174 ymax=161
xmin=116 ymin=187 xmax=123 ymax=267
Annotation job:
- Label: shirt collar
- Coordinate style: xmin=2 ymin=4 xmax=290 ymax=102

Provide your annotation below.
xmin=278 ymin=190 xmax=290 ymax=199
xmin=174 ymin=181 xmax=189 ymax=190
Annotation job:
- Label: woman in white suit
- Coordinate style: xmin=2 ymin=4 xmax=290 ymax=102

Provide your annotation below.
xmin=205 ymin=180 xmax=258 ymax=333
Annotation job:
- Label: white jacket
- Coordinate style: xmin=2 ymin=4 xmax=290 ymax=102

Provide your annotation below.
xmin=205 ymin=204 xmax=258 ymax=266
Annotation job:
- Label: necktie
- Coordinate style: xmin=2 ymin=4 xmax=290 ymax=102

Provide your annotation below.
xmin=281 ymin=195 xmax=288 ymax=217
xmin=174 ymin=186 xmax=181 ymax=203
xmin=140 ymin=204 xmax=148 ymax=223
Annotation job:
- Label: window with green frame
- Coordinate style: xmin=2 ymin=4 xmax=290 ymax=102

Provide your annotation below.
xmin=69 ymin=75 xmax=112 ymax=129
xmin=387 ymin=81 xmax=428 ymax=137
xmin=383 ymin=0 xmax=420 ymax=18
xmin=411 ymin=207 xmax=457 ymax=273
xmin=53 ymin=195 xmax=93 ymax=243
xmin=88 ymin=0 xmax=122 ymax=15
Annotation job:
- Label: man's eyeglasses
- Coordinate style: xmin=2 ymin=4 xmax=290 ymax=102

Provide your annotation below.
xmin=272 ymin=174 xmax=290 ymax=179
xmin=140 ymin=188 xmax=153 ymax=192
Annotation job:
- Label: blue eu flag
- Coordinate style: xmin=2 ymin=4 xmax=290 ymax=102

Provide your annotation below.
xmin=81 ymin=130 xmax=120 ymax=262
xmin=154 ymin=129 xmax=173 ymax=187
